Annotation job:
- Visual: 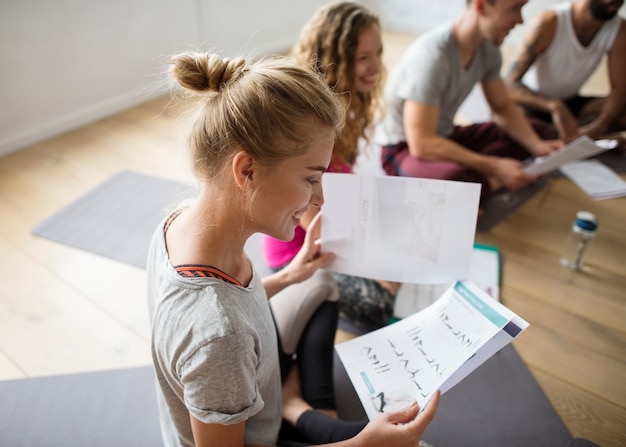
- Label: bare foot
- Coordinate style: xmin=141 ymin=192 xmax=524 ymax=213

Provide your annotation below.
xmin=282 ymin=364 xmax=313 ymax=426
xmin=282 ymin=363 xmax=339 ymax=423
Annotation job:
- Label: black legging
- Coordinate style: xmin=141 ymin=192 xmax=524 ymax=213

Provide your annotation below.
xmin=275 ymin=300 xmax=367 ymax=445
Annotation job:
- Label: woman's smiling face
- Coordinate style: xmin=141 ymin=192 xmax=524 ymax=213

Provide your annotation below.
xmin=251 ymin=124 xmax=335 ymax=241
xmin=353 ymin=24 xmax=383 ymax=94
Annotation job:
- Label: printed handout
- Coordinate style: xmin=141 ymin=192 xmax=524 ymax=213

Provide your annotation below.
xmin=560 ymin=159 xmax=626 ymax=200
xmin=335 ymin=280 xmax=529 ymax=420
xmin=321 ymin=174 xmax=481 ymax=284
xmin=523 ymin=136 xmax=614 ymax=176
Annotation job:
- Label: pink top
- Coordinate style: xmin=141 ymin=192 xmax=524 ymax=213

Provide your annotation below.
xmin=262 ymin=159 xmax=352 ymax=269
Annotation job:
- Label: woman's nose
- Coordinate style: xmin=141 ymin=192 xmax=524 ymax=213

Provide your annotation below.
xmin=311 ymin=184 xmax=324 ymax=208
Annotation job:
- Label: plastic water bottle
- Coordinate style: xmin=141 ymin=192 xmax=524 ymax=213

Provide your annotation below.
xmin=560 ymin=211 xmax=597 ymax=271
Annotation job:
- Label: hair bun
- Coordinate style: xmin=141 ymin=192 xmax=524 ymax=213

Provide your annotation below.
xmin=170 ymin=52 xmax=247 ymax=93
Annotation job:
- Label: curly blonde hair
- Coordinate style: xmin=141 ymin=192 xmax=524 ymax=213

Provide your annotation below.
xmin=291 ymin=2 xmax=384 ymax=168
xmin=169 ymin=52 xmax=345 ymax=180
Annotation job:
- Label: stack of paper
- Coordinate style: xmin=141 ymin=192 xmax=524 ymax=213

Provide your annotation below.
xmin=560 ymin=159 xmax=626 ymax=200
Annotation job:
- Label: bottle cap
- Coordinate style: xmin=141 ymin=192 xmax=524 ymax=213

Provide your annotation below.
xmin=574 ymin=211 xmax=597 ymax=231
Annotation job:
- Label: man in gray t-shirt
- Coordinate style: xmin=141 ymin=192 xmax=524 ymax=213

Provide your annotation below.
xmin=376 ymin=0 xmax=562 ymax=202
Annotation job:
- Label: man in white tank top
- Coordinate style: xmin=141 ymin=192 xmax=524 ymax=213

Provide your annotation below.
xmin=505 ymin=0 xmax=626 ymax=143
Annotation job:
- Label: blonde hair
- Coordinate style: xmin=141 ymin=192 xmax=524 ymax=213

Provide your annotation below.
xmin=169 ymin=52 xmax=345 ymax=180
xmin=291 ymin=1 xmax=384 ymax=167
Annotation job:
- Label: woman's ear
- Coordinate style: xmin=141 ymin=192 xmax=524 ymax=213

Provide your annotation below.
xmin=232 ymin=150 xmax=255 ymax=191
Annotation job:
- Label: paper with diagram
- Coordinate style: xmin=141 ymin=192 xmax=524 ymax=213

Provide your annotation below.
xmin=321 ymin=173 xmax=481 ymax=283
xmin=335 ymin=280 xmax=529 ymax=420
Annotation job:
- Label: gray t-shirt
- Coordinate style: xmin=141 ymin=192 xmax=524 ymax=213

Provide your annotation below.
xmin=375 ymin=23 xmax=502 ymax=145
xmin=146 ymin=218 xmax=281 ymax=447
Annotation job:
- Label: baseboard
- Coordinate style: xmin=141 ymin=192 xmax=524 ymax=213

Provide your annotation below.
xmin=0 ymin=87 xmax=165 ymax=158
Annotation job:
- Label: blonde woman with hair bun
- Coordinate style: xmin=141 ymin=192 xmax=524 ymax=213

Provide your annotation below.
xmin=147 ymin=51 xmax=439 ymax=447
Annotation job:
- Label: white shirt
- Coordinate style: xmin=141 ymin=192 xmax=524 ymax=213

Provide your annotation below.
xmin=522 ymin=2 xmax=622 ymax=99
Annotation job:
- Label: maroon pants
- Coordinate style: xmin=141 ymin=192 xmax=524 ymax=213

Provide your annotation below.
xmin=381 ymin=120 xmax=548 ymax=199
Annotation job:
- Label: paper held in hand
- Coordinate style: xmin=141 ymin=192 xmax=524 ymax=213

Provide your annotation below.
xmin=321 ymin=173 xmax=481 ymax=284
xmin=335 ymin=280 xmax=529 ymax=420
xmin=523 ymin=135 xmax=615 ymax=176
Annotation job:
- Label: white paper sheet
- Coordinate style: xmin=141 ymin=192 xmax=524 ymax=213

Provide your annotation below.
xmin=335 ymin=280 xmax=528 ymax=420
xmin=523 ymin=136 xmax=612 ymax=176
xmin=321 ymin=174 xmax=481 ymax=283
xmin=393 ymin=244 xmax=500 ymax=319
xmin=560 ymin=159 xmax=626 ymax=200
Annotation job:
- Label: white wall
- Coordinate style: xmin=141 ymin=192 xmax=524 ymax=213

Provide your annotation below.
xmin=0 ymin=0 xmax=328 ymax=157
xmin=2 ymin=0 xmax=625 ymax=157
xmin=370 ymin=0 xmax=625 ymax=47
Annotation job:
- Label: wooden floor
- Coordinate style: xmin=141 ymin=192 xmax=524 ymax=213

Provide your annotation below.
xmin=1 ymin=32 xmax=624 ymax=446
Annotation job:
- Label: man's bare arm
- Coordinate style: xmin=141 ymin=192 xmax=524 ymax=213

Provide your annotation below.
xmin=505 ymin=11 xmax=558 ymax=112
xmin=505 ymin=10 xmax=580 ymax=141
xmin=579 ymin=21 xmax=626 ymax=138
xmin=484 ymin=77 xmax=561 ymax=157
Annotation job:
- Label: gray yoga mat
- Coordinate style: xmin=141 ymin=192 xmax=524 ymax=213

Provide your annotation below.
xmin=477 ymin=176 xmax=550 ymax=232
xmin=32 ymin=170 xmax=192 ymax=269
xmin=334 ymin=344 xmax=575 ymax=447
xmin=0 ymin=367 xmax=163 ymax=447
xmin=31 ymin=170 xmax=271 ymax=275
xmin=0 ymin=345 xmax=578 ymax=447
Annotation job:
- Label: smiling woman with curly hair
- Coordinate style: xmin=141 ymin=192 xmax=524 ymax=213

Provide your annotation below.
xmin=263 ymin=2 xmax=402 ymax=330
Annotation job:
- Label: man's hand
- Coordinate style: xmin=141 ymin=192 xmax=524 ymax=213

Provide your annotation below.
xmin=549 ymin=100 xmax=579 ymax=143
xmin=578 ymin=121 xmax=615 ymax=141
xmin=491 ymin=157 xmax=536 ymax=191
xmin=530 ymin=138 xmax=563 ymax=157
